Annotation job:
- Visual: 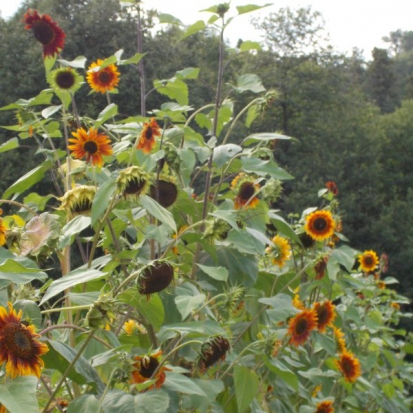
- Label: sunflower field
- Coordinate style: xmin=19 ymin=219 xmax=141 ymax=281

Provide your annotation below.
xmin=0 ymin=2 xmax=412 ymax=413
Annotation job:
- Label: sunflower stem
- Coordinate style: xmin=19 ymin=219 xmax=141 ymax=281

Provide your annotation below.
xmin=42 ymin=330 xmax=96 ymax=413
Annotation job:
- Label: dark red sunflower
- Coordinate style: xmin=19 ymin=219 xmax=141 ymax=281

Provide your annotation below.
xmin=313 ymin=300 xmax=336 ymax=333
xmin=335 ymin=351 xmax=361 ymax=383
xmin=315 ymin=400 xmax=334 ymax=413
xmin=288 ymin=308 xmax=318 ymax=347
xmin=198 ymin=336 xmax=231 ymax=373
xmin=325 ymin=181 xmax=338 ymax=196
xmin=131 ymin=350 xmax=171 ymax=389
xmin=137 ymin=118 xmax=161 ymax=154
xmin=0 ymin=303 xmax=48 ymax=378
xmin=23 ymin=9 xmax=65 ymax=57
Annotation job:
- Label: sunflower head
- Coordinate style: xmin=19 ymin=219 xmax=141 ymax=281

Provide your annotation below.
xmin=358 ymin=250 xmax=379 ymax=273
xmin=68 ymin=127 xmax=113 ymax=167
xmin=313 ymin=301 xmax=336 ymax=333
xmin=23 ymin=9 xmax=66 ymax=57
xmin=0 ymin=218 xmax=7 ymax=247
xmin=266 ymin=234 xmax=292 ymax=268
xmin=117 ymin=166 xmax=152 ymax=201
xmin=48 ymin=67 xmax=83 ymax=95
xmin=288 ymin=308 xmax=318 ymax=347
xmin=231 ymin=173 xmax=260 ymax=210
xmin=59 ymin=185 xmax=97 ymax=218
xmin=123 ymin=319 xmax=147 ymax=336
xmin=335 ymin=351 xmax=361 ymax=383
xmin=149 ymin=179 xmax=178 ymax=208
xmin=261 ymin=178 xmax=283 ymax=205
xmin=198 ymin=336 xmax=231 ymax=373
xmin=203 ymin=218 xmax=231 ymax=242
xmin=332 ymin=326 xmax=347 ymax=353
xmin=87 ymin=59 xmax=120 ymax=93
xmin=131 ymin=350 xmax=171 ymax=389
xmin=304 ymin=210 xmax=336 ymax=241
xmin=85 ymin=293 xmax=116 ymax=330
xmin=137 ymin=118 xmax=162 ymax=154
xmin=138 ymin=260 xmax=175 ymax=296
xmin=0 ymin=303 xmax=48 ymax=378
xmin=314 ymin=255 xmax=329 ymax=280
xmin=315 ymin=400 xmax=335 ymax=413
xmin=325 ymin=181 xmax=338 ymax=196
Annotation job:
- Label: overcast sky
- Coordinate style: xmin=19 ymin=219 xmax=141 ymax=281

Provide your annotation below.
xmin=2 ymin=0 xmax=413 ymax=59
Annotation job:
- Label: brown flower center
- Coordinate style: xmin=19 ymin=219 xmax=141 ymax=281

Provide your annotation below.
xmin=124 ymin=178 xmax=146 ymax=195
xmin=72 ymin=198 xmax=92 ymax=214
xmin=55 ymin=71 xmax=75 ymax=89
xmin=138 ymin=262 xmax=174 ymax=295
xmin=98 ymin=70 xmax=112 ymax=85
xmin=313 ymin=217 xmax=327 ymax=232
xmin=84 ymin=140 xmax=98 ymax=155
xmin=150 ymin=181 xmax=178 ymax=208
xmin=32 ymin=21 xmax=55 ymax=45
xmin=317 ymin=306 xmax=328 ymax=325
xmin=239 ymin=182 xmax=255 ymax=201
xmin=295 ymin=317 xmax=308 ymax=335
xmin=341 ymin=358 xmax=353 ymax=375
xmin=145 ymin=126 xmax=153 ymax=140
xmin=4 ymin=323 xmax=34 ymax=359
xmin=364 ymin=256 xmax=373 ymax=266
xmin=138 ymin=356 xmax=159 ymax=378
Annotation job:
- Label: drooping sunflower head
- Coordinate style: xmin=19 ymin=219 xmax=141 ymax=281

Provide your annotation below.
xmin=131 ymin=350 xmax=171 ymax=389
xmin=87 ymin=59 xmax=120 ymax=93
xmin=48 ymin=67 xmax=83 ymax=95
xmin=59 ymin=185 xmax=97 ymax=218
xmin=266 ymin=234 xmax=292 ymax=268
xmin=358 ymin=250 xmax=379 ymax=273
xmin=335 ymin=351 xmax=361 ymax=383
xmin=198 ymin=336 xmax=231 ymax=373
xmin=288 ymin=308 xmax=318 ymax=347
xmin=261 ymin=178 xmax=283 ymax=205
xmin=304 ymin=210 xmax=336 ymax=242
xmin=325 ymin=181 xmax=338 ymax=196
xmin=231 ymin=173 xmax=260 ymax=210
xmin=313 ymin=301 xmax=336 ymax=333
xmin=117 ymin=166 xmax=152 ymax=201
xmin=68 ymin=127 xmax=113 ymax=167
xmin=315 ymin=400 xmax=335 ymax=413
xmin=138 ymin=260 xmax=175 ymax=296
xmin=23 ymin=9 xmax=66 ymax=57
xmin=314 ymin=255 xmax=329 ymax=279
xmin=149 ymin=179 xmax=178 ymax=208
xmin=0 ymin=303 xmax=48 ymax=378
xmin=137 ymin=118 xmax=162 ymax=154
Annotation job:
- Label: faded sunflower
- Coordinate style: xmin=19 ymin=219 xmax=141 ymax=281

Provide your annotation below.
xmin=117 ymin=166 xmax=152 ymax=201
xmin=358 ymin=250 xmax=379 ymax=273
xmin=137 ymin=118 xmax=161 ymax=154
xmin=68 ymin=127 xmax=113 ymax=167
xmin=332 ymin=326 xmax=347 ymax=353
xmin=0 ymin=303 xmax=48 ymax=378
xmin=138 ymin=261 xmax=175 ymax=296
xmin=150 ymin=179 xmax=178 ymax=208
xmin=335 ymin=351 xmax=361 ymax=383
xmin=48 ymin=67 xmax=83 ymax=95
xmin=266 ymin=234 xmax=292 ymax=267
xmin=325 ymin=181 xmax=338 ymax=196
xmin=198 ymin=336 xmax=231 ymax=373
xmin=23 ymin=9 xmax=65 ymax=57
xmin=231 ymin=173 xmax=260 ymax=210
xmin=304 ymin=210 xmax=336 ymax=241
xmin=315 ymin=400 xmax=334 ymax=413
xmin=87 ymin=59 xmax=120 ymax=93
xmin=313 ymin=301 xmax=336 ymax=333
xmin=59 ymin=185 xmax=97 ymax=218
xmin=131 ymin=350 xmax=171 ymax=389
xmin=288 ymin=308 xmax=318 ymax=347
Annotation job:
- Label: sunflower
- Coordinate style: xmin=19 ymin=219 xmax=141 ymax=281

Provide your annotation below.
xmin=391 ymin=302 xmax=400 ymax=311
xmin=314 ymin=256 xmax=329 ymax=280
xmin=288 ymin=308 xmax=318 ymax=347
xmin=68 ymin=127 xmax=113 ymax=167
xmin=137 ymin=118 xmax=161 ymax=154
xmin=0 ymin=303 xmax=48 ymax=378
xmin=123 ymin=320 xmax=147 ymax=336
xmin=266 ymin=234 xmax=292 ymax=267
xmin=138 ymin=261 xmax=175 ymax=296
xmin=59 ymin=185 xmax=97 ymax=218
xmin=117 ymin=166 xmax=152 ymax=201
xmin=0 ymin=218 xmax=6 ymax=247
xmin=325 ymin=181 xmax=338 ymax=196
xmin=231 ymin=173 xmax=260 ymax=210
xmin=150 ymin=180 xmax=178 ymax=208
xmin=358 ymin=250 xmax=379 ymax=273
xmin=304 ymin=210 xmax=336 ymax=241
xmin=332 ymin=326 xmax=347 ymax=353
xmin=86 ymin=59 xmax=120 ymax=93
xmin=198 ymin=336 xmax=231 ymax=373
xmin=292 ymin=287 xmax=305 ymax=310
xmin=335 ymin=351 xmax=361 ymax=383
xmin=23 ymin=9 xmax=65 ymax=57
xmin=315 ymin=400 xmax=334 ymax=413
xmin=131 ymin=350 xmax=171 ymax=389
xmin=48 ymin=67 xmax=83 ymax=95
xmin=313 ymin=301 xmax=336 ymax=333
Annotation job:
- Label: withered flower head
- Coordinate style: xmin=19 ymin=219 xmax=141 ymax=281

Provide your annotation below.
xmin=325 ymin=181 xmax=338 ymax=196
xmin=198 ymin=336 xmax=231 ymax=373
xmin=59 ymin=185 xmax=97 ymax=218
xmin=138 ymin=260 xmax=175 ymax=296
xmin=117 ymin=166 xmax=152 ymax=201
xmin=149 ymin=179 xmax=178 ymax=208
xmin=203 ymin=218 xmax=231 ymax=241
xmin=85 ymin=293 xmax=116 ymax=330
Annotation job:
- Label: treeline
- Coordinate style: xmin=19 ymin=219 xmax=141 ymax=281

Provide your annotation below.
xmin=1 ymin=0 xmax=413 ymax=302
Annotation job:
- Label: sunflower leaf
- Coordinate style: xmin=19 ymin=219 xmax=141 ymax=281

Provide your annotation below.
xmin=234 ymin=366 xmax=260 ymax=413
xmin=94 ymin=103 xmax=118 ymax=128
xmin=91 ymin=177 xmax=117 ymax=226
xmin=139 ymin=194 xmax=177 ymax=232
xmin=0 ymin=376 xmax=39 ymax=413
xmin=102 ymin=390 xmax=170 ymax=413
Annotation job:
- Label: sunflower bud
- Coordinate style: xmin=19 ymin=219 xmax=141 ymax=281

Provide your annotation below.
xmin=138 ymin=260 xmax=175 ymax=296
xmin=217 ymin=3 xmax=230 ymax=17
xmin=203 ymin=218 xmax=231 ymax=241
xmin=85 ymin=293 xmax=116 ymax=330
xmin=59 ymin=185 xmax=97 ymax=218
xmin=261 ymin=178 xmax=283 ymax=204
xmin=198 ymin=336 xmax=230 ymax=373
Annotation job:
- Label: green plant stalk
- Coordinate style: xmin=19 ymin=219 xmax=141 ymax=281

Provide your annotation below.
xmin=42 ymin=330 xmax=96 ymax=413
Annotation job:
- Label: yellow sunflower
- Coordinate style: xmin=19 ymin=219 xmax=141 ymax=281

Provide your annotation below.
xmin=315 ymin=400 xmax=334 ymax=413
xmin=0 ymin=303 xmax=48 ymax=378
xmin=123 ymin=319 xmax=147 ymax=336
xmin=287 ymin=308 xmax=318 ymax=347
xmin=87 ymin=59 xmax=120 ymax=93
xmin=68 ymin=127 xmax=113 ymax=167
xmin=231 ymin=173 xmax=260 ymax=210
xmin=304 ymin=210 xmax=336 ymax=241
xmin=137 ymin=118 xmax=161 ymax=154
xmin=313 ymin=301 xmax=336 ymax=333
xmin=332 ymin=326 xmax=347 ymax=353
xmin=358 ymin=250 xmax=379 ymax=273
xmin=335 ymin=351 xmax=361 ymax=383
xmin=131 ymin=350 xmax=171 ymax=389
xmin=266 ymin=234 xmax=292 ymax=267
xmin=0 ymin=218 xmax=7 ymax=247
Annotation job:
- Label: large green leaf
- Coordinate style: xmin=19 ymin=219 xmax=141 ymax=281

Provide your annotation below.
xmin=243 ymin=132 xmax=293 ymax=146
xmin=13 ymin=299 xmax=42 ymax=329
xmin=241 ymin=157 xmax=294 ymax=180
xmin=236 ymin=4 xmax=272 ymax=15
xmin=180 ymin=20 xmax=206 ymax=40
xmin=231 ymin=74 xmax=265 ymax=94
xmin=212 ymin=144 xmax=242 ymax=167
xmin=259 ymin=293 xmax=298 ymax=323
xmin=267 ymin=211 xmax=301 ymax=244
xmin=197 ymin=264 xmax=228 ymax=282
xmin=0 ymin=376 xmax=38 ymax=413
xmin=60 ymin=216 xmax=91 ymax=248
xmin=40 ymin=268 xmax=106 ymax=305
xmin=139 ymin=194 xmax=177 ymax=232
xmin=94 ymin=103 xmax=118 ymax=128
xmin=102 ymin=390 xmax=170 ymax=413
xmin=67 ymin=394 xmax=100 ymax=413
xmin=0 ymin=137 xmax=19 ymax=153
xmin=174 ymin=293 xmax=206 ymax=320
xmin=266 ymin=358 xmax=298 ymax=391
xmin=91 ymin=177 xmax=117 ymax=226
xmin=164 ymin=373 xmax=207 ymax=396
xmin=234 ymin=365 xmax=260 ymax=413
xmin=153 ymin=78 xmax=188 ymax=105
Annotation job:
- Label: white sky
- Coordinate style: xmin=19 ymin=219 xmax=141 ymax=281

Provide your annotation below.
xmin=1 ymin=0 xmax=413 ymax=59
